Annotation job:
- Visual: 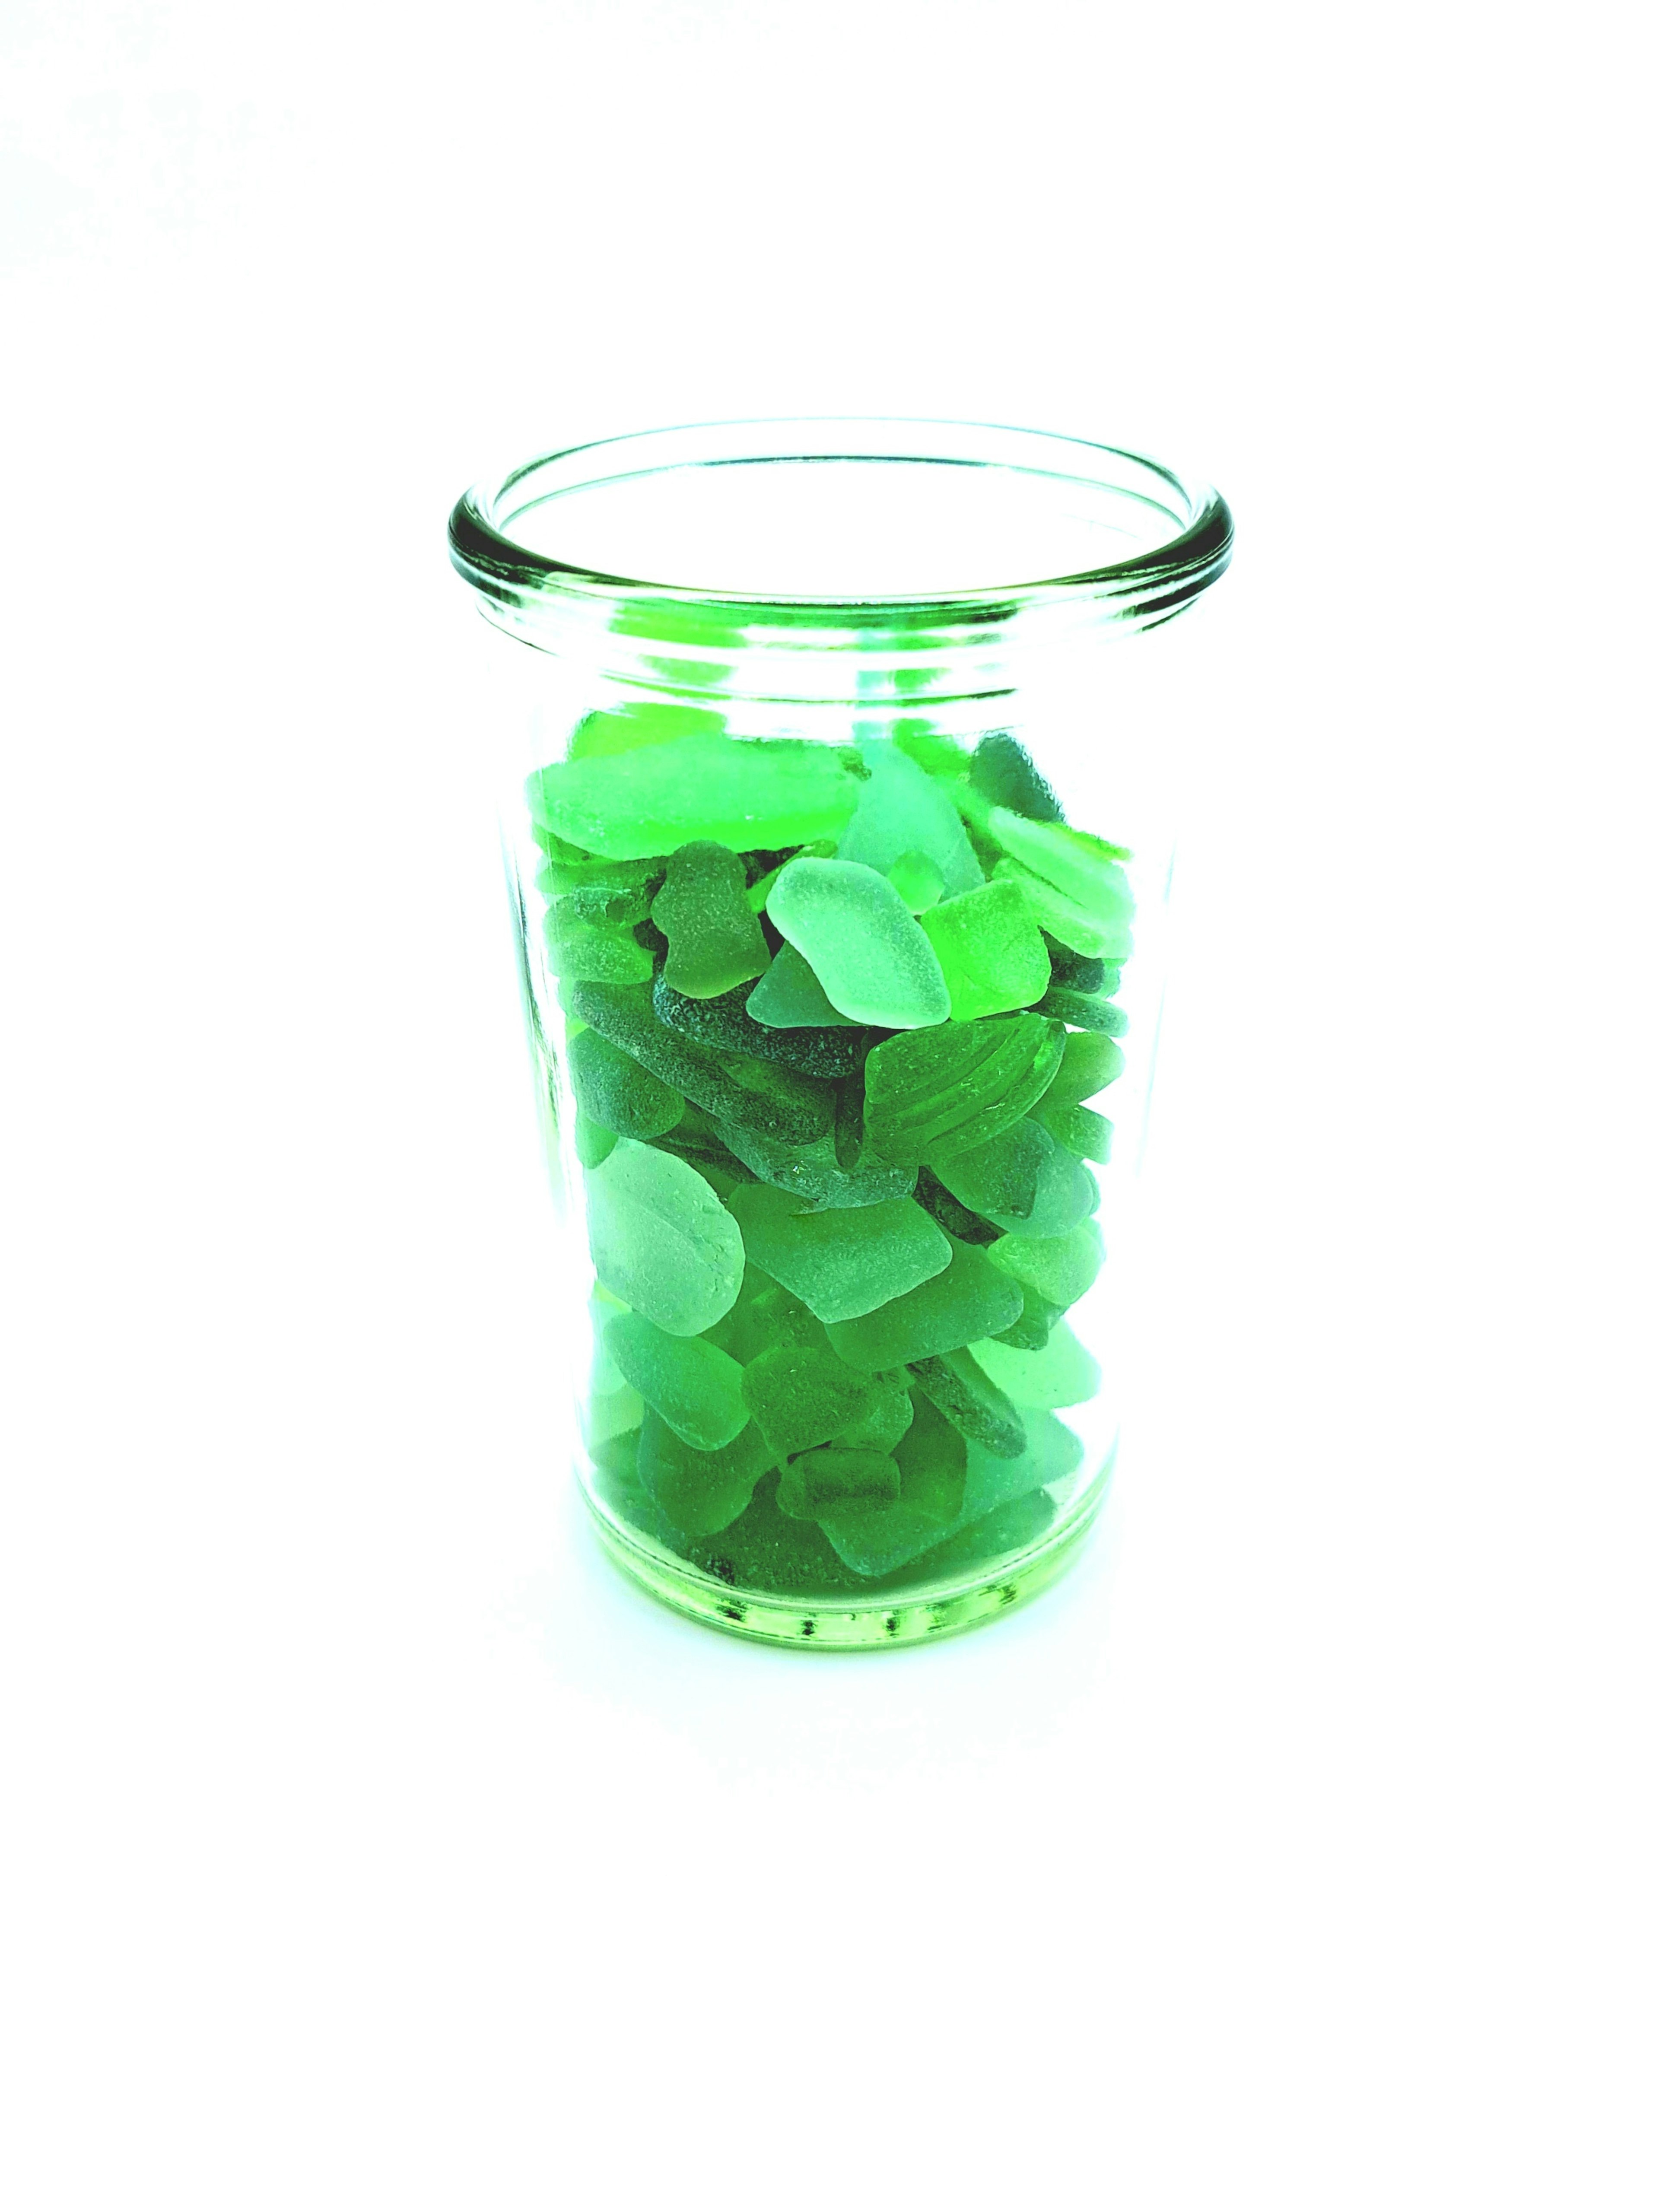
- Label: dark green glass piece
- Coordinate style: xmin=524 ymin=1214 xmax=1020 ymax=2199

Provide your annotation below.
xmin=568 ymin=1025 xmax=685 ymax=1141
xmin=909 ymin=1348 xmax=1028 ymax=1460
xmin=969 ymin=732 xmax=1065 ymax=822
xmin=652 ymin=972 xmax=866 ymax=1078
xmin=1034 ymin=986 xmax=1128 ymax=1036
xmin=570 ymin=982 xmax=833 ymax=1146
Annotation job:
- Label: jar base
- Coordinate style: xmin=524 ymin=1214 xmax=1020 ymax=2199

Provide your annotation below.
xmin=583 ymin=1487 xmax=1106 ymax=1650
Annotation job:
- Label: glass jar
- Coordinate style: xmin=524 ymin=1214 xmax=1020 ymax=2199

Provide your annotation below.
xmin=448 ymin=419 xmax=1232 ymax=1647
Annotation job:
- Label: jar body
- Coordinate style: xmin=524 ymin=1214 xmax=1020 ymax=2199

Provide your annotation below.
xmin=452 ymin=423 xmax=1229 ymax=1646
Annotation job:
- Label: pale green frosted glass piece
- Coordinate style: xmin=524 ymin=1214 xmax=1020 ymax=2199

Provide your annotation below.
xmin=637 ymin=1412 xmax=772 ymax=1537
xmin=527 ymin=735 xmax=860 ymax=860
xmin=968 ymin=1322 xmax=1102 ymax=1408
xmin=985 ymin=807 xmax=1132 ymax=906
xmin=605 ymin=1312 xmax=750 ymax=1450
xmin=824 ymin=1240 xmax=1025 ymax=1370
xmin=569 ymin=701 xmax=726 ymax=760
xmin=836 ymin=739 xmax=984 ymax=895
xmin=726 ymin=1183 xmax=951 ymax=1323
xmin=990 ymin=858 xmax=1131 ymax=960
xmin=766 ymin=857 xmax=951 ymax=1029
xmin=584 ymin=1138 xmax=745 ymax=1336
xmin=745 ymin=943 xmax=859 ymax=1029
xmin=651 ymin=841 xmax=770 ymax=1000
xmin=985 ymin=1218 xmax=1105 ymax=1310
xmin=887 ymin=850 xmax=945 ymax=913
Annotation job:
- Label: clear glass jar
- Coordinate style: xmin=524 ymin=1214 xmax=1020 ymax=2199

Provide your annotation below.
xmin=448 ymin=419 xmax=1232 ymax=1647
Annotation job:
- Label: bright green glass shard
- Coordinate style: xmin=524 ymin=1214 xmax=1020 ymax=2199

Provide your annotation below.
xmin=986 ymin=1218 xmax=1104 ymax=1310
xmin=584 ymin=1138 xmax=745 ymax=1336
xmin=570 ymin=982 xmax=834 ymax=1146
xmin=968 ymin=1322 xmax=1102 ymax=1409
xmin=725 ymin=1185 xmax=951 ymax=1322
xmin=717 ymin=1122 xmax=916 ymax=1212
xmin=637 ymin=1410 xmax=772 ymax=1536
xmin=777 ymin=1449 xmax=902 ymax=1519
xmin=861 ymin=1014 xmax=1065 ymax=1165
xmin=1034 ymin=986 xmax=1128 ymax=1035
xmin=543 ymin=903 xmax=655 ymax=984
xmin=918 ymin=878 xmax=1052 ymax=1021
xmin=740 ymin=1341 xmax=878 ymax=1462
xmin=651 ymin=841 xmax=770 ymax=1000
xmin=990 ymin=858 xmax=1131 ymax=961
xmin=836 ymin=739 xmax=984 ymax=896
xmin=824 ymin=1239 xmax=1025 ymax=1371
xmin=887 ymin=850 xmax=945 ymax=913
xmin=569 ymin=701 xmax=726 ymax=760
xmin=986 ymin=807 xmax=1131 ymax=898
xmin=1031 ymin=1097 xmax=1114 ymax=1163
xmin=568 ymin=1026 xmax=685 ymax=1141
xmin=1046 ymin=1029 xmax=1125 ymax=1105
xmin=706 ymin=1265 xmax=825 ymax=1364
xmin=574 ymin=1111 xmax=619 ymax=1169
xmin=605 ymin=1312 xmax=749 ymax=1450
xmin=766 ymin=857 xmax=951 ymax=1030
xmin=969 ymin=732 xmax=1064 ymax=822
xmin=745 ymin=944 xmax=860 ymax=1030
xmin=929 ymin=1116 xmax=1095 ymax=1239
xmin=909 ymin=1348 xmax=1027 ymax=1459
xmin=527 ymin=734 xmax=860 ymax=860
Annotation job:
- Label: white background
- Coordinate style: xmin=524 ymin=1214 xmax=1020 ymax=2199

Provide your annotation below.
xmin=3 ymin=4 xmax=1654 ymax=2206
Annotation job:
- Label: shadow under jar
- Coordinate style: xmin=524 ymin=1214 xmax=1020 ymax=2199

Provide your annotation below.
xmin=448 ymin=418 xmax=1232 ymax=1648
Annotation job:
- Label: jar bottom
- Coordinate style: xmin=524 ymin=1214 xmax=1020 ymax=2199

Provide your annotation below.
xmin=581 ymin=1468 xmax=1110 ymax=1649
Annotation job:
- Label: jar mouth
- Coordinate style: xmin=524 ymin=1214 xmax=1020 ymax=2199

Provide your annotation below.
xmin=450 ymin=416 xmax=1230 ymax=613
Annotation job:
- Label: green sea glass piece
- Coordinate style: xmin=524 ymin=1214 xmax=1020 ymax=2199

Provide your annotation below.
xmin=1034 ymin=986 xmax=1128 ymax=1035
xmin=574 ymin=1111 xmax=619 ymax=1169
xmin=990 ymin=1293 xmax=1061 ymax=1349
xmin=861 ymin=1014 xmax=1065 ymax=1165
xmin=837 ymin=739 xmax=984 ymax=896
xmin=909 ymin=1348 xmax=1027 ymax=1459
xmin=1031 ymin=1097 xmax=1114 ymax=1163
xmin=825 ymin=1239 xmax=1025 ymax=1370
xmin=569 ymin=701 xmax=725 ymax=760
xmin=605 ymin=1312 xmax=749 ymax=1450
xmin=929 ymin=1116 xmax=1095 ymax=1239
xmin=1046 ymin=1029 xmax=1126 ymax=1104
xmin=887 ymin=851 xmax=945 ymax=913
xmin=986 ymin=1218 xmax=1105 ymax=1310
xmin=584 ymin=1138 xmax=745 ymax=1336
xmin=814 ymin=1398 xmax=968 ymax=1576
xmin=706 ymin=1266 xmax=825 ymax=1364
xmin=745 ymin=944 xmax=860 ymax=1030
xmin=637 ymin=1409 xmax=772 ymax=1537
xmin=1043 ymin=939 xmax=1106 ymax=993
xmin=651 ymin=841 xmax=770 ymax=1000
xmin=652 ymin=973 xmax=864 ymax=1077
xmin=918 ymin=877 xmax=1052 ymax=1021
xmin=543 ymin=903 xmax=655 ymax=984
xmin=969 ymin=1322 xmax=1101 ymax=1409
xmin=717 ymin=1122 xmax=917 ymax=1211
xmin=741 ymin=1341 xmax=878 ymax=1462
xmin=912 ymin=1166 xmax=1001 ymax=1246
xmin=777 ymin=1449 xmax=901 ymax=1519
xmin=833 ymin=1372 xmax=914 ymax=1453
xmin=569 ymin=982 xmax=833 ymax=1146
xmin=528 ymin=734 xmax=861 ymax=860
xmin=725 ymin=1185 xmax=951 ymax=1322
xmin=766 ymin=857 xmax=951 ymax=1029
xmin=988 ymin=860 xmax=1123 ymax=960
xmin=568 ymin=1026 xmax=685 ymax=1141
xmin=969 ymin=732 xmax=1064 ymax=822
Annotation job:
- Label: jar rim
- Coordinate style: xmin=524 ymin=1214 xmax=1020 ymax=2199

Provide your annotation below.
xmin=448 ymin=416 xmax=1232 ymax=624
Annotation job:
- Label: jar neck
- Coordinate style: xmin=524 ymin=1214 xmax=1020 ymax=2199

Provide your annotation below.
xmin=448 ymin=418 xmax=1233 ymax=716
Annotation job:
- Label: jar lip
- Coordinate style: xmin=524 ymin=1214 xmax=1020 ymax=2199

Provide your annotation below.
xmin=448 ymin=415 xmax=1232 ymax=621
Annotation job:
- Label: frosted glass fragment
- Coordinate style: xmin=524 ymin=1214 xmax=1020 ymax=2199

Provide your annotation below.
xmin=605 ymin=1312 xmax=750 ymax=1450
xmin=913 ymin=1166 xmax=1001 ymax=1246
xmin=718 ymin=1122 xmax=916 ymax=1211
xmin=569 ymin=1025 xmax=685 ymax=1141
xmin=861 ymin=1015 xmax=1064 ymax=1164
xmin=637 ymin=1411 xmax=772 ymax=1537
xmin=986 ymin=1218 xmax=1105 ymax=1310
xmin=825 ymin=1239 xmax=1025 ymax=1370
xmin=909 ymin=1349 xmax=1027 ymax=1459
xmin=745 ymin=944 xmax=860 ymax=1030
xmin=766 ymin=857 xmax=951 ymax=1029
xmin=543 ymin=903 xmax=654 ymax=984
xmin=969 ymin=732 xmax=1064 ymax=822
xmin=584 ymin=1138 xmax=745 ymax=1336
xmin=528 ymin=734 xmax=860 ymax=860
xmin=726 ymin=1185 xmax=950 ymax=1322
xmin=776 ymin=1449 xmax=902 ymax=1519
xmin=969 ymin=1322 xmax=1102 ymax=1409
xmin=741 ymin=1341 xmax=877 ymax=1462
xmin=989 ymin=859 xmax=1127 ymax=960
xmin=1031 ymin=1097 xmax=1114 ymax=1163
xmin=918 ymin=878 xmax=1052 ymax=1021
xmin=837 ymin=739 xmax=984 ymax=896
xmin=653 ymin=973 xmax=864 ymax=1076
xmin=651 ymin=841 xmax=770 ymax=1000
xmin=569 ymin=700 xmax=726 ymax=760
xmin=887 ymin=850 xmax=945 ymax=913
xmin=833 ymin=1373 xmax=914 ymax=1453
xmin=985 ymin=807 xmax=1133 ymax=904
xmin=570 ymin=982 xmax=833 ymax=1145
xmin=1046 ymin=1030 xmax=1125 ymax=1104
xmin=1034 ymin=986 xmax=1127 ymax=1035
xmin=930 ymin=1116 xmax=1095 ymax=1239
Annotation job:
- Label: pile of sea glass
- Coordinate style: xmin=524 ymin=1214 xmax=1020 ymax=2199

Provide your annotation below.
xmin=529 ymin=704 xmax=1134 ymax=1589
